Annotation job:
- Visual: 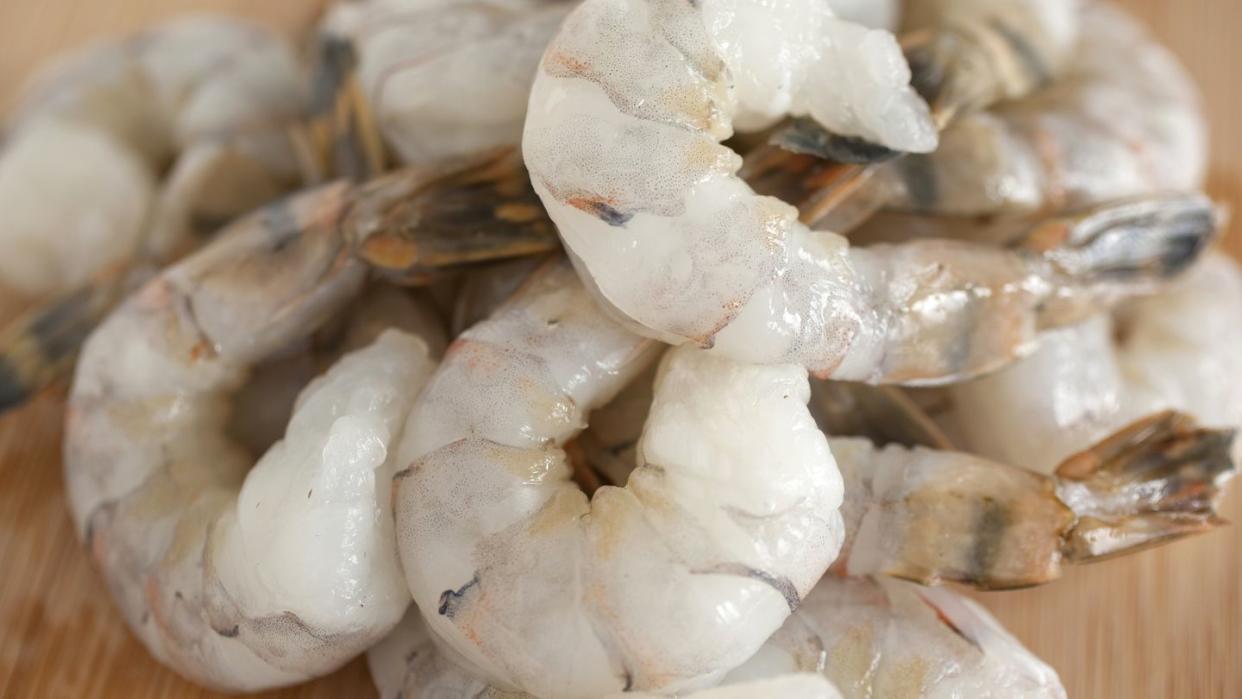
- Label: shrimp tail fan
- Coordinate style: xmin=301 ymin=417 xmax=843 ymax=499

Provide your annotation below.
xmin=1025 ymin=193 xmax=1218 ymax=284
xmin=344 ymin=150 xmax=560 ymax=285
xmin=1055 ymin=410 xmax=1237 ymax=562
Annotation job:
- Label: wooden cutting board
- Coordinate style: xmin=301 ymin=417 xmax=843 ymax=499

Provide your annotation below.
xmin=0 ymin=0 xmax=1238 ymax=696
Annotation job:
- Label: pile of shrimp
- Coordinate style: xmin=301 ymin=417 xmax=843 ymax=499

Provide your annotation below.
xmin=0 ymin=0 xmax=1236 ymax=696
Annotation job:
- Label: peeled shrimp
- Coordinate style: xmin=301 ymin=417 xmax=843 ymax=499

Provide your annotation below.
xmin=725 ymin=575 xmax=1065 ymax=699
xmin=0 ymin=17 xmax=305 ymax=295
xmin=943 ymin=250 xmax=1242 ymax=474
xmin=889 ymin=2 xmax=1204 ymax=218
xmin=61 ymin=156 xmax=561 ymax=689
xmin=522 ymin=0 xmax=1215 ymax=383
xmin=393 ymin=261 xmax=844 ymax=696
xmin=320 ymin=0 xmax=572 ymax=168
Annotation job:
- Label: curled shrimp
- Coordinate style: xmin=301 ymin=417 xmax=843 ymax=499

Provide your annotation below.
xmin=368 ymin=606 xmax=843 ymax=698
xmin=392 ymin=261 xmax=845 ymax=696
xmin=522 ymin=0 xmax=1214 ymax=383
xmin=941 ymin=250 xmax=1242 ymax=474
xmin=0 ymin=17 xmax=305 ymax=296
xmin=724 ymin=575 xmax=1065 ymax=698
xmin=887 ymin=2 xmax=1205 ymax=219
xmin=61 ymin=154 xmax=560 ymax=689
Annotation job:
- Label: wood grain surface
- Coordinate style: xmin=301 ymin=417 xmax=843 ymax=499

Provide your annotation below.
xmin=0 ymin=0 xmax=1239 ymax=697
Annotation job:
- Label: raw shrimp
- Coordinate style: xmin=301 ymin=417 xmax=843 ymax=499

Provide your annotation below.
xmin=62 ymin=153 xmax=561 ymax=689
xmin=725 ymin=575 xmax=1065 ymax=699
xmin=0 ymin=17 xmax=306 ymax=295
xmin=392 ymin=261 xmax=845 ymax=696
xmin=942 ymin=250 xmax=1242 ymax=473
xmin=319 ymin=0 xmax=573 ymax=168
xmin=522 ymin=0 xmax=1216 ymax=382
xmin=888 ymin=2 xmax=1205 ymax=218
xmin=368 ymin=607 xmax=843 ymax=699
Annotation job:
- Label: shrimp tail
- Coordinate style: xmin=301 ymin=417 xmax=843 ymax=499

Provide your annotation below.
xmin=1029 ymin=193 xmax=1218 ymax=284
xmin=1055 ymin=410 xmax=1237 ymax=563
xmin=292 ymin=31 xmax=386 ymax=184
xmin=0 ymin=267 xmax=147 ymax=413
xmin=345 ymin=151 xmax=560 ymax=285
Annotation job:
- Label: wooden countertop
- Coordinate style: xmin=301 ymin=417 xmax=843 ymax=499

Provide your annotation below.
xmin=0 ymin=0 xmax=1238 ymax=696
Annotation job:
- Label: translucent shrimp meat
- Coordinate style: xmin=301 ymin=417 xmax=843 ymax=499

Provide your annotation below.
xmin=63 ymin=183 xmax=452 ymax=690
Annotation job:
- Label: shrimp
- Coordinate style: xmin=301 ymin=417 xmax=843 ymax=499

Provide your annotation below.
xmin=522 ymin=0 xmax=1217 ymax=383
xmin=886 ymin=2 xmax=1205 ymax=219
xmin=366 ymin=577 xmax=1061 ymax=699
xmin=724 ymin=575 xmax=1065 ymax=699
xmin=0 ymin=17 xmax=306 ymax=296
xmin=941 ymin=250 xmax=1242 ymax=474
xmin=318 ymin=0 xmax=573 ymax=169
xmin=368 ymin=606 xmax=844 ymax=699
xmin=61 ymin=154 xmax=561 ymax=689
xmin=392 ymin=261 xmax=845 ymax=696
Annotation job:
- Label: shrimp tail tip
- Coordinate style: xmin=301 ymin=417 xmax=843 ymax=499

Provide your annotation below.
xmin=770 ymin=118 xmax=903 ymax=164
xmin=1055 ymin=410 xmax=1237 ymax=563
xmin=1040 ymin=193 xmax=1218 ymax=283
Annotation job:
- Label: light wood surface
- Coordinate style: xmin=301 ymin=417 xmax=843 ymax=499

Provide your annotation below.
xmin=0 ymin=1 xmax=1239 ymax=697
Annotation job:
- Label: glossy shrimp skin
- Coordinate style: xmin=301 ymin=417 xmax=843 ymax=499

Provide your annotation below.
xmin=392 ymin=261 xmax=844 ymax=697
xmin=0 ymin=17 xmax=305 ymax=295
xmin=61 ymin=180 xmax=481 ymax=690
xmin=522 ymin=0 xmax=1211 ymax=384
xmin=725 ymin=576 xmax=1065 ymax=699
xmin=890 ymin=2 xmax=1204 ymax=218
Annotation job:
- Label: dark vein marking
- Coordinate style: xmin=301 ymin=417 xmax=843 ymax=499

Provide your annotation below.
xmin=438 ymin=573 xmax=481 ymax=618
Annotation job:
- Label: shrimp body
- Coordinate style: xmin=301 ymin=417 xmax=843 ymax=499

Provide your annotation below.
xmin=726 ymin=576 xmax=1065 ymax=699
xmin=523 ymin=0 xmax=1204 ymax=383
xmin=0 ymin=17 xmax=304 ymax=295
xmin=891 ymin=3 xmax=1204 ymax=217
xmin=393 ymin=262 xmax=844 ymax=696
xmin=945 ymin=251 xmax=1242 ymax=474
xmin=323 ymin=0 xmax=572 ymax=167
xmin=63 ymin=185 xmax=441 ymax=690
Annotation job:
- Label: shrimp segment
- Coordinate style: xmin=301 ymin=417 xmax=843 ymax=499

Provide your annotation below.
xmin=60 ymin=169 xmax=563 ymax=688
xmin=392 ymin=262 xmax=844 ymax=696
xmin=523 ymin=0 xmax=1210 ymax=382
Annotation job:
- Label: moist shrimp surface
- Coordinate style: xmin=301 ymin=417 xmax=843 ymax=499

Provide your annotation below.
xmin=0 ymin=17 xmax=305 ymax=295
xmin=523 ymin=0 xmax=1210 ymax=383
xmin=61 ymin=180 xmax=472 ymax=690
xmin=393 ymin=261 xmax=844 ymax=697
